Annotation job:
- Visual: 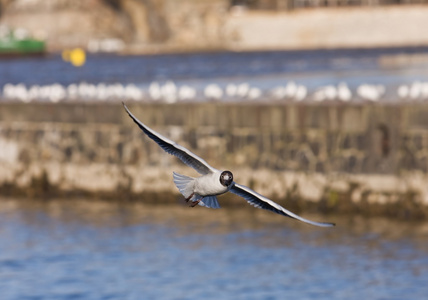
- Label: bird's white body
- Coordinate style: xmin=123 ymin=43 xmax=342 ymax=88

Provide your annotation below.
xmin=194 ymin=171 xmax=230 ymax=196
xmin=172 ymin=171 xmax=227 ymax=209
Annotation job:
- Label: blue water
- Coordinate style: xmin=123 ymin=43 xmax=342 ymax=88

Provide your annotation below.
xmin=1 ymin=47 xmax=428 ymax=87
xmin=1 ymin=47 xmax=428 ymax=103
xmin=0 ymin=199 xmax=427 ymax=300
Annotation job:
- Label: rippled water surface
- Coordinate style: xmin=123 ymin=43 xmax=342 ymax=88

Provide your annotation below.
xmin=0 ymin=198 xmax=427 ymax=300
xmin=1 ymin=47 xmax=428 ymax=87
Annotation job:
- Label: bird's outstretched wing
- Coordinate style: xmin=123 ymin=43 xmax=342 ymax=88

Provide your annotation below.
xmin=230 ymin=183 xmax=335 ymax=227
xmin=123 ymin=103 xmax=218 ymax=175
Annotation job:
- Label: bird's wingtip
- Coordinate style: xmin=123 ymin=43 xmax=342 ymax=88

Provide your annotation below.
xmin=311 ymin=222 xmax=335 ymax=228
xmin=122 ymin=101 xmax=131 ymax=114
xmin=322 ymin=222 xmax=336 ymax=227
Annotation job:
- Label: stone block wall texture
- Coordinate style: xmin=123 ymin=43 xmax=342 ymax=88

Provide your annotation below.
xmin=1 ymin=102 xmax=428 ymax=217
xmin=3 ymin=102 xmax=428 ymax=172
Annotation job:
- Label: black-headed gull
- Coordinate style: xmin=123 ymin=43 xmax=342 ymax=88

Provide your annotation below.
xmin=123 ymin=103 xmax=334 ymax=227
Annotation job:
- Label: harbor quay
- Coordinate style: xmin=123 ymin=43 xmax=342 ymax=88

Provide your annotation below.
xmin=1 ymin=101 xmax=428 ymax=219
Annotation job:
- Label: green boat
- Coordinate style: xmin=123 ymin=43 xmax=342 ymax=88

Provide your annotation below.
xmin=0 ymin=27 xmax=45 ymax=56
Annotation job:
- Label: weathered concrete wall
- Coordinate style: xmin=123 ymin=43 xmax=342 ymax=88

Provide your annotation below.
xmin=1 ymin=102 xmax=428 ymax=218
xmin=3 ymin=102 xmax=428 ymax=172
xmin=225 ymin=6 xmax=428 ymax=50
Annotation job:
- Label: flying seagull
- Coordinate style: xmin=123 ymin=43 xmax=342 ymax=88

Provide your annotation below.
xmin=123 ymin=103 xmax=334 ymax=227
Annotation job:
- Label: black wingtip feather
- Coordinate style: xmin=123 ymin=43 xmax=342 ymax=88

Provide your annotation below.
xmin=122 ymin=103 xmax=215 ymax=175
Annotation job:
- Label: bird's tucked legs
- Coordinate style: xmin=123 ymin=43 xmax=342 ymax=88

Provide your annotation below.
xmin=189 ymin=199 xmax=201 ymax=207
xmin=185 ymin=193 xmax=202 ymax=207
xmin=184 ymin=193 xmax=200 ymax=207
xmin=185 ymin=193 xmax=194 ymax=203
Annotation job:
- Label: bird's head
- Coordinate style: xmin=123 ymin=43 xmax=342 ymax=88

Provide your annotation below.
xmin=220 ymin=170 xmax=233 ymax=187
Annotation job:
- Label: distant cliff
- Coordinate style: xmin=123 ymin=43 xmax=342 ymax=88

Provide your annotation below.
xmin=0 ymin=0 xmax=227 ymax=52
xmin=1 ymin=0 xmax=428 ymax=52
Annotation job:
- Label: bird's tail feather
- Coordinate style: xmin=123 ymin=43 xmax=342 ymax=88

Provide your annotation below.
xmin=199 ymin=195 xmax=220 ymax=209
xmin=173 ymin=172 xmax=195 ymax=200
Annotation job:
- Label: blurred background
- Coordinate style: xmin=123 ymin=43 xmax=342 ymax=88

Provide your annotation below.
xmin=1 ymin=0 xmax=428 ymax=299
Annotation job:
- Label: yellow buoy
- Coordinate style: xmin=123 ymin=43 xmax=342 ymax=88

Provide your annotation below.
xmin=62 ymin=48 xmax=86 ymax=67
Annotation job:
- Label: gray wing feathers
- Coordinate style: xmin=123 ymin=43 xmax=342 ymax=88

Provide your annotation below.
xmin=173 ymin=172 xmax=195 ymax=200
xmin=230 ymin=183 xmax=335 ymax=227
xmin=123 ymin=103 xmax=216 ymax=175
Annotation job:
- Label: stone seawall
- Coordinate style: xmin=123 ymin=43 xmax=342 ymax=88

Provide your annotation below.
xmin=1 ymin=102 xmax=428 ymax=218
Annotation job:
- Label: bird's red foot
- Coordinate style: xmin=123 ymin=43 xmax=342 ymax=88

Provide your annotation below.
xmin=185 ymin=193 xmax=194 ymax=203
xmin=189 ymin=199 xmax=201 ymax=207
